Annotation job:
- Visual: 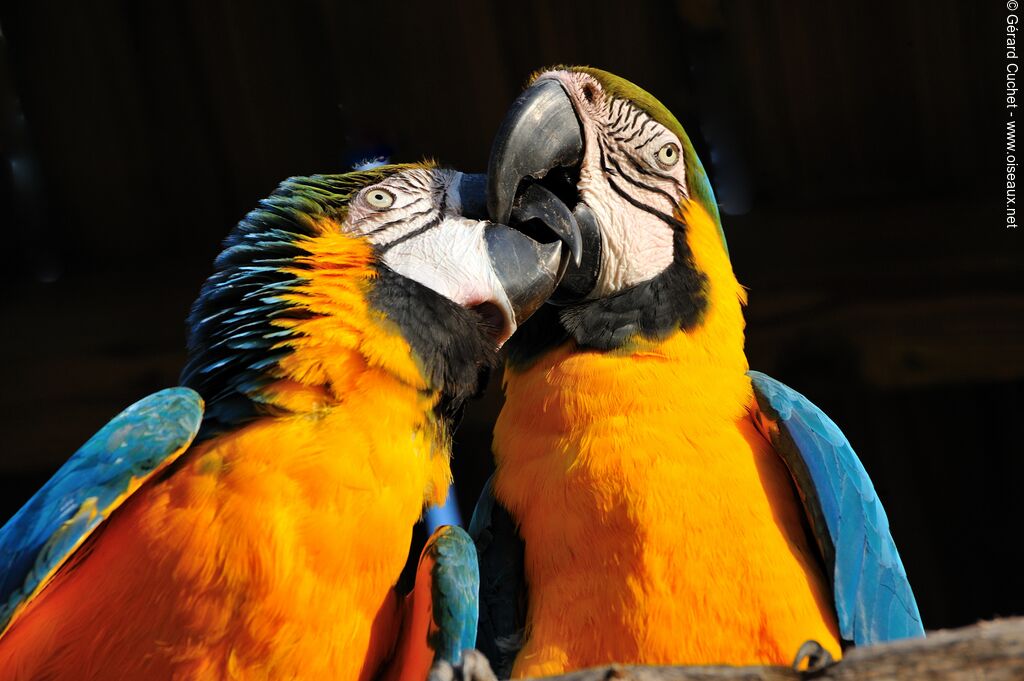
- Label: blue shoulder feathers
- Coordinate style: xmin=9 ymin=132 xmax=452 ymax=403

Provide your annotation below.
xmin=747 ymin=371 xmax=924 ymax=645
xmin=0 ymin=387 xmax=203 ymax=632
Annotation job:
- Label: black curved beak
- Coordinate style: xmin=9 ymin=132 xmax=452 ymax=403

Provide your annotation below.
xmin=484 ymin=225 xmax=562 ymax=329
xmin=485 ymin=79 xmax=601 ymax=303
xmin=487 ymin=80 xmax=584 ymax=228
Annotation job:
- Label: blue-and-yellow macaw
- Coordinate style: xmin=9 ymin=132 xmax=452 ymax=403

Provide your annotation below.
xmin=0 ymin=163 xmax=573 ymax=680
xmin=471 ymin=67 xmax=925 ymax=676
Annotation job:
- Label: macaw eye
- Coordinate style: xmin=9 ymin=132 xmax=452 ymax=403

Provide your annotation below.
xmin=656 ymin=143 xmax=680 ymax=168
xmin=365 ymin=188 xmax=395 ymax=209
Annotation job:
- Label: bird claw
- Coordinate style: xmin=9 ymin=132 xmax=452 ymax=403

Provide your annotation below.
xmin=791 ymin=639 xmax=834 ymax=675
xmin=429 ymin=649 xmax=498 ymax=681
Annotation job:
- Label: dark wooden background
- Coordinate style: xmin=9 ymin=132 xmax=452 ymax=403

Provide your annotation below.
xmin=0 ymin=0 xmax=1018 ymax=632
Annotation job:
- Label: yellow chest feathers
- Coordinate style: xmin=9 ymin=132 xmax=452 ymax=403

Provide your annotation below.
xmin=495 ymin=342 xmax=840 ymax=672
xmin=128 ymin=387 xmax=448 ymax=680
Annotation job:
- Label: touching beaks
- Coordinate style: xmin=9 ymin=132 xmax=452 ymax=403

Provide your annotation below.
xmin=454 ymin=173 xmax=565 ymax=340
xmin=485 ymin=78 xmax=600 ymax=304
xmin=483 ymin=224 xmax=561 ymax=333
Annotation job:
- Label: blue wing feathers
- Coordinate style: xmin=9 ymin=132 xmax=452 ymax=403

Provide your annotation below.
xmin=0 ymin=387 xmax=203 ymax=632
xmin=426 ymin=525 xmax=479 ymax=664
xmin=747 ymin=371 xmax=924 ymax=645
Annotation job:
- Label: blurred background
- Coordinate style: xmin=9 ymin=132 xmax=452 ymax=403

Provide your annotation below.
xmin=0 ymin=0 xmax=1018 ymax=632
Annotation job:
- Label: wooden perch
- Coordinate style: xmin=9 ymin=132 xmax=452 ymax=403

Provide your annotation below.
xmin=511 ymin=618 xmax=1024 ymax=681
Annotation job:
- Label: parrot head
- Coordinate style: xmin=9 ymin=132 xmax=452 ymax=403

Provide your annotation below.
xmin=182 ymin=163 xmax=578 ymax=433
xmin=487 ymin=67 xmax=743 ymax=359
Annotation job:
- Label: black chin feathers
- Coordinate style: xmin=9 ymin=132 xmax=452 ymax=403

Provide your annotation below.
xmin=506 ymin=226 xmax=708 ymax=369
xmin=368 ymin=265 xmax=498 ymax=423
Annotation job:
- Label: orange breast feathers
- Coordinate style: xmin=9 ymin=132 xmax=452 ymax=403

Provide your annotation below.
xmin=0 ymin=229 xmax=453 ymax=681
xmin=492 ymin=200 xmax=841 ymax=675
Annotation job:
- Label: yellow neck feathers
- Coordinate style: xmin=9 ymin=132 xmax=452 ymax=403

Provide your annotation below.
xmin=261 ymin=222 xmax=436 ymax=412
xmin=613 ymin=198 xmax=750 ymax=415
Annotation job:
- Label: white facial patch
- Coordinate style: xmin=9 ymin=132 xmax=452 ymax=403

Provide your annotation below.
xmin=380 ymin=216 xmax=512 ymax=313
xmin=538 ymin=71 xmax=690 ymax=298
xmin=580 ymin=171 xmax=676 ymax=297
xmin=344 ymin=169 xmax=516 ymax=340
